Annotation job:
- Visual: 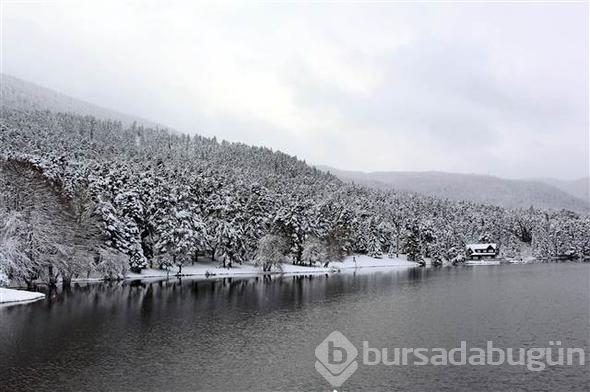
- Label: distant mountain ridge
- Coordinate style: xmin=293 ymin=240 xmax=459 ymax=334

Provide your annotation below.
xmin=0 ymin=74 xmax=164 ymax=129
xmin=533 ymin=177 xmax=589 ymax=204
xmin=318 ymin=166 xmax=589 ymax=213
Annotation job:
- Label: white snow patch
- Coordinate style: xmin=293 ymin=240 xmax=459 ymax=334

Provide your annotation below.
xmin=0 ymin=288 xmax=45 ymax=305
xmin=332 ymin=254 xmax=418 ymax=269
xmin=505 ymin=255 xmax=536 ymax=264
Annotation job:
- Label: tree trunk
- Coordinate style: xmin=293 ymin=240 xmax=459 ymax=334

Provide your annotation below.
xmin=48 ymin=265 xmax=58 ymax=288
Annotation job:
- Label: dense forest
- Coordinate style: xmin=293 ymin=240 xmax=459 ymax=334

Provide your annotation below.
xmin=0 ymin=109 xmax=588 ymax=286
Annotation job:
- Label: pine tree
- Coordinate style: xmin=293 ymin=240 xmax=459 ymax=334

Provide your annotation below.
xmin=404 ymin=220 xmax=422 ymax=262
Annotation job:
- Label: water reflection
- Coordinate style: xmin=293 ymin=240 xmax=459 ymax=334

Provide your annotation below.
xmin=1 ymin=264 xmax=588 ymax=392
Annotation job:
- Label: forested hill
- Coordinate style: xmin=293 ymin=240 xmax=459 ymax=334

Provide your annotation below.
xmin=0 ymin=80 xmax=589 ymax=286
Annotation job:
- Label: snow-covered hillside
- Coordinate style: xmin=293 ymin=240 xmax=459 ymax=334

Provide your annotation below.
xmin=1 ymin=77 xmax=588 ymax=288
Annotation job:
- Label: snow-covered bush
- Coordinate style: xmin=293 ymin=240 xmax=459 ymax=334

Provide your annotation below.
xmin=254 ymin=234 xmax=288 ymax=272
xmin=0 ymin=211 xmax=37 ymax=285
xmin=301 ymin=237 xmax=328 ymax=266
xmin=94 ymin=248 xmax=128 ymax=280
xmin=0 ymin=269 xmax=9 ymax=286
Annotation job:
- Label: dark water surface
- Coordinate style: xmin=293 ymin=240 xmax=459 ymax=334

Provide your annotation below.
xmin=0 ymin=263 xmax=588 ymax=391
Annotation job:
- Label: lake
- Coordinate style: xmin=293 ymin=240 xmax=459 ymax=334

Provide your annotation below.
xmin=0 ymin=263 xmax=588 ymax=391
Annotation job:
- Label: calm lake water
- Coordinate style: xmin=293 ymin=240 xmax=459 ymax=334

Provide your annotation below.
xmin=0 ymin=263 xmax=588 ymax=391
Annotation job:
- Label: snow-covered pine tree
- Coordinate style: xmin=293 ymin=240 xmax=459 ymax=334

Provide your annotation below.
xmin=404 ymin=220 xmax=422 ymax=262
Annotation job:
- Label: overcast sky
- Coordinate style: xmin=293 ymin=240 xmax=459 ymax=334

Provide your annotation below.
xmin=2 ymin=1 xmax=588 ymax=179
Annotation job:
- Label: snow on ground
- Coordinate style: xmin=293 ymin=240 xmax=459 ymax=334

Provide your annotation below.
xmin=464 ymin=260 xmax=502 ymax=266
xmin=505 ymin=256 xmax=537 ymax=264
xmin=0 ymin=288 xmax=45 ymax=305
xmin=126 ymin=254 xmax=419 ymax=280
xmin=126 ymin=263 xmax=259 ymax=279
xmin=464 ymin=256 xmax=537 ymax=265
xmin=332 ymin=254 xmax=418 ymax=269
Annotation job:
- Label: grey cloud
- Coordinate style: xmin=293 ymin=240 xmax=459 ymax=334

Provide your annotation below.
xmin=2 ymin=1 xmax=587 ymax=179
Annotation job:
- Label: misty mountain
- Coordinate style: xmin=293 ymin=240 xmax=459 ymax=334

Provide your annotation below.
xmin=0 ymin=74 xmax=162 ymax=129
xmin=318 ymin=166 xmax=589 ymax=213
xmin=533 ymin=177 xmax=589 ymax=203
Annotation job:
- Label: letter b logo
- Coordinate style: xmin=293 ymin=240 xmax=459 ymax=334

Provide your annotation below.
xmin=315 ymin=331 xmax=358 ymax=387
xmin=329 ymin=340 xmax=348 ymax=365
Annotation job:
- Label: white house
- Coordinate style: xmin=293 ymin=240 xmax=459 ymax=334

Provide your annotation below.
xmin=465 ymin=243 xmax=498 ymax=259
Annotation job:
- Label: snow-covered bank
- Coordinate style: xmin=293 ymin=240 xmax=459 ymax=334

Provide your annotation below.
xmin=463 ymin=256 xmax=537 ymax=266
xmin=0 ymin=288 xmax=45 ymax=305
xmin=126 ymin=254 xmax=419 ymax=280
xmin=464 ymin=260 xmax=502 ymax=266
xmin=332 ymin=254 xmax=418 ymax=269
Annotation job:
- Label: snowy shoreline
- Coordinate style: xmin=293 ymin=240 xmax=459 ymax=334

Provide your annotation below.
xmin=126 ymin=255 xmax=420 ymax=280
xmin=0 ymin=287 xmax=45 ymax=306
xmin=0 ymin=256 xmax=416 ymax=305
xmin=1 ymin=255 xmax=542 ymax=300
